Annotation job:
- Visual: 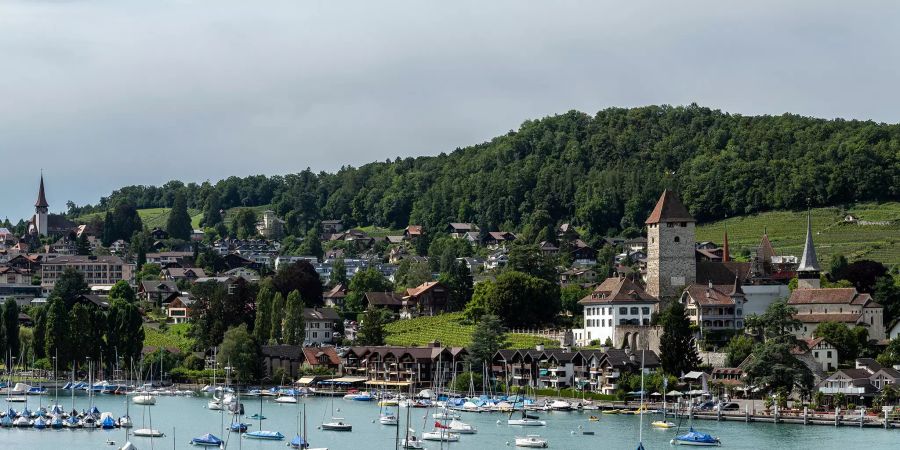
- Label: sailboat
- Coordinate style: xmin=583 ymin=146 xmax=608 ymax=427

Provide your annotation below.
xmin=244 ymin=392 xmax=285 ymax=440
xmin=670 ymin=374 xmax=720 ymax=446
xmin=378 ymin=385 xmax=399 ymax=425
xmin=321 ymin=390 xmax=352 ymax=431
xmin=190 ymin=433 xmax=224 ymax=447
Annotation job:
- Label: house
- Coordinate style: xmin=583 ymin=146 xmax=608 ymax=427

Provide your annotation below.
xmin=710 ymin=368 xmax=744 ymax=389
xmin=447 ymin=223 xmax=478 ymax=239
xmin=557 ymin=223 xmax=580 ymax=241
xmin=274 ymin=255 xmax=318 ymax=271
xmin=403 ymin=225 xmax=423 ymax=240
xmin=39 ymin=255 xmax=134 ymax=294
xmin=342 ymin=343 xmax=468 ymax=388
xmin=364 ymin=291 xmax=405 ymax=313
xmin=483 ymin=231 xmax=516 ymax=248
xmin=455 ymin=257 xmax=484 ymax=273
xmin=538 ymin=241 xmax=559 ymax=257
xmin=165 ymin=295 xmax=195 ymax=324
xmin=788 ymin=287 xmax=886 ymax=340
xmin=402 ymin=281 xmax=449 ymax=318
xmin=818 ymin=358 xmax=900 ymax=400
xmin=301 ymin=347 xmax=341 ymax=372
xmin=256 ymin=210 xmax=285 ymax=240
xmin=223 ymin=267 xmax=261 ymax=282
xmin=598 ymin=349 xmax=659 ymax=395
xmin=304 ymin=307 xmax=342 ymax=345
xmin=385 ymin=235 xmax=405 ymax=245
xmin=73 ymin=293 xmax=110 ymax=310
xmin=321 ymin=220 xmax=344 ymax=234
xmin=680 ymin=279 xmax=747 ymax=333
xmin=164 ymin=267 xmax=207 ymax=283
xmin=140 ymin=280 xmax=180 ymax=306
xmin=484 ymin=250 xmax=509 ymax=270
xmin=571 ymin=239 xmax=597 ymax=264
xmin=0 ymin=266 xmax=39 ymax=297
xmin=324 ymin=284 xmax=348 ymax=308
xmin=261 ymin=345 xmax=308 ymax=381
xmin=794 ymin=337 xmax=839 ymax=372
xmin=559 ymin=267 xmax=597 ymax=288
xmin=146 ymin=251 xmax=194 ymax=267
xmin=576 ymin=277 xmax=659 ymax=346
xmin=191 ymin=229 xmax=205 ymax=242
xmin=625 ymin=237 xmax=647 ymax=253
xmin=149 ymin=227 xmax=169 ymax=241
xmin=109 ymin=239 xmax=127 ymax=254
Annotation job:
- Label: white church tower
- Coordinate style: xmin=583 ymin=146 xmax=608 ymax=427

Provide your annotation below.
xmin=34 ymin=174 xmax=49 ymax=236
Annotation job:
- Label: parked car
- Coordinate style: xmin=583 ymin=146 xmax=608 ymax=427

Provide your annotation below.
xmin=718 ymin=402 xmax=740 ymax=411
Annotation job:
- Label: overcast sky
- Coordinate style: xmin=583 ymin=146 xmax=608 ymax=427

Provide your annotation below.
xmin=3 ymin=0 xmax=899 ymax=221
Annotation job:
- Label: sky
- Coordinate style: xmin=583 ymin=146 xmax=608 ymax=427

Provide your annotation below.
xmin=2 ymin=0 xmax=900 ymax=222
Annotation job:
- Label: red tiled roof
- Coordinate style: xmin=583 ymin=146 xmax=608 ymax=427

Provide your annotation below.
xmin=302 ymin=347 xmax=341 ymax=366
xmin=788 ymin=288 xmax=860 ymax=305
xmin=579 ymin=277 xmax=657 ymax=305
xmin=645 ymin=190 xmax=695 ymax=224
xmin=684 ymin=284 xmax=738 ymax=306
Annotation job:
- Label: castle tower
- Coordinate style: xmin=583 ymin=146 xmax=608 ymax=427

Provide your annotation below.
xmin=796 ymin=209 xmax=821 ymax=289
xmin=645 ymin=190 xmax=696 ymax=299
xmin=34 ymin=174 xmax=49 ymax=236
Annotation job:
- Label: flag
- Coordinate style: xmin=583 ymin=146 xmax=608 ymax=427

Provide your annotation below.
xmin=434 ymin=421 xmax=449 ymax=429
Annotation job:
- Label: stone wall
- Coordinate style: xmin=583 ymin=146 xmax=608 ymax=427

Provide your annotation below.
xmin=614 ymin=325 xmax=662 ymax=353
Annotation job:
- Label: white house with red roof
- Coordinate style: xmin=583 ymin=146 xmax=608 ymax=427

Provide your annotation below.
xmin=575 ymin=276 xmax=658 ymax=346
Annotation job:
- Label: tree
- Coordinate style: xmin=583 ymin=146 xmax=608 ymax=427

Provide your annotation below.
xmin=464 ymin=271 xmax=560 ymax=328
xmin=106 ymin=298 xmax=145 ymax=365
xmin=68 ymin=303 xmax=94 ymax=365
xmin=659 ymin=301 xmax=700 ymax=376
xmin=330 ymin=258 xmax=348 ymax=287
xmin=298 ymin=228 xmax=323 ymax=260
xmin=874 ymin=275 xmax=900 ymax=325
xmin=253 ymin=282 xmax=274 ymax=344
xmin=466 ymin=314 xmax=507 ymax=372
xmin=877 ymin=337 xmax=900 ymax=367
xmin=814 ymin=322 xmax=870 ymax=362
xmin=345 ymin=268 xmax=393 ymax=313
xmin=828 ymin=254 xmax=849 ymax=280
xmin=32 ymin=306 xmax=47 ymax=359
xmin=220 ymin=324 xmax=260 ymax=383
xmin=560 ymin=285 xmax=590 ymax=317
xmin=439 ymin=260 xmax=474 ymax=312
xmin=396 ymin=259 xmax=431 ymax=289
xmin=356 ymin=307 xmax=388 ymax=346
xmin=831 ymin=260 xmax=888 ymax=293
xmin=743 ymin=339 xmax=814 ymax=395
xmin=51 ymin=267 xmax=89 ymax=309
xmin=166 ymin=190 xmax=193 ymax=240
xmin=724 ymin=334 xmax=756 ymax=367
xmin=283 ymin=290 xmax=305 ymax=345
xmin=109 ymin=280 xmax=137 ymax=303
xmin=2 ymin=299 xmax=20 ymax=361
xmin=270 ymin=293 xmax=285 ymax=343
xmin=272 ymin=260 xmax=323 ymax=306
xmin=507 ymin=243 xmax=557 ymax=282
xmin=231 ymin=208 xmax=259 ymax=239
xmin=44 ymin=298 xmax=70 ymax=368
xmin=202 ymin=190 xmax=223 ymax=227
xmin=745 ymin=299 xmax=803 ymax=346
xmin=75 ymin=233 xmax=91 ymax=255
xmin=135 ymin=263 xmax=162 ymax=283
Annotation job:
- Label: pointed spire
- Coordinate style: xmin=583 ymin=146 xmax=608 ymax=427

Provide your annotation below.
xmin=35 ymin=174 xmax=49 ymax=208
xmin=729 ymin=276 xmax=744 ymax=296
xmin=797 ymin=209 xmax=820 ymax=272
xmin=722 ymin=223 xmax=730 ymax=262
xmin=645 ymin=189 xmax=695 ymax=224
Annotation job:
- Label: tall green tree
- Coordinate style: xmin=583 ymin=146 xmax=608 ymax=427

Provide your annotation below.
xmin=344 ymin=268 xmax=393 ymax=313
xmin=2 ymin=299 xmax=20 ymax=360
xmin=231 ymin=208 xmax=259 ymax=239
xmin=283 ymin=290 xmax=305 ymax=345
xmin=270 ymin=293 xmax=285 ymax=344
xmin=745 ymin=299 xmax=803 ymax=346
xmin=814 ymin=322 xmax=870 ymax=362
xmin=44 ymin=298 xmax=70 ymax=368
xmin=272 ymin=260 xmax=323 ymax=306
xmin=75 ymin=233 xmax=92 ymax=255
xmin=166 ymin=190 xmax=193 ymax=240
xmin=105 ymin=299 xmax=145 ymax=366
xmin=466 ymin=314 xmax=507 ymax=372
xmin=219 ymin=324 xmax=260 ymax=383
xmin=724 ymin=334 xmax=756 ymax=367
xmin=51 ymin=267 xmax=89 ymax=309
xmin=331 ymin=258 xmax=348 ymax=287
xmin=32 ymin=307 xmax=47 ymax=359
xmin=439 ymin=260 xmax=474 ymax=312
xmin=659 ymin=301 xmax=700 ymax=376
xmin=109 ymin=280 xmax=137 ymax=303
xmin=202 ymin=190 xmax=223 ymax=227
xmin=356 ymin=308 xmax=387 ymax=346
xmin=464 ymin=271 xmax=559 ymax=328
xmin=253 ymin=283 xmax=274 ymax=344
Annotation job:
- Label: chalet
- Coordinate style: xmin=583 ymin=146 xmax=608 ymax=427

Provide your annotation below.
xmin=455 ymin=257 xmax=485 ymax=273
xmin=149 ymin=227 xmax=170 ymax=241
xmin=680 ymin=279 xmax=747 ymax=333
xmin=324 ymin=283 xmax=348 ymax=308
xmin=321 ymin=219 xmax=344 ymax=234
xmin=303 ymin=307 xmax=341 ymax=345
xmin=403 ymin=225 xmax=423 ymax=240
xmin=818 ymin=358 xmax=900 ymax=400
xmin=485 ymin=250 xmax=509 ymax=270
xmin=5 ymin=254 xmax=42 ymax=273
xmin=557 ymin=223 xmax=580 ymax=241
xmin=364 ymin=291 xmax=405 ymax=313
xmin=793 ymin=337 xmax=839 ymax=372
xmin=191 ymin=229 xmax=205 ymax=242
xmin=223 ymin=253 xmax=259 ymax=271
xmin=559 ymin=267 xmax=597 ymax=288
xmin=164 ymin=267 xmax=207 ymax=282
xmin=385 ymin=235 xmax=405 ymax=245
xmin=483 ymin=231 xmax=516 ymax=248
xmin=625 ymin=237 xmax=647 ymax=253
xmin=165 ymin=296 xmax=195 ymax=324
xmin=140 ymin=280 xmax=180 ymax=306
xmin=447 ymin=223 xmax=478 ymax=239
xmin=0 ymin=266 xmax=39 ymax=297
xmin=571 ymin=239 xmax=597 ymax=264
xmin=538 ymin=241 xmax=559 ymax=257
xmin=402 ymin=281 xmax=449 ymax=318
xmin=146 ymin=251 xmax=194 ymax=267
xmin=223 ymin=267 xmax=261 ymax=282
xmin=301 ymin=347 xmax=341 ymax=372
xmin=73 ymin=293 xmax=110 ymax=310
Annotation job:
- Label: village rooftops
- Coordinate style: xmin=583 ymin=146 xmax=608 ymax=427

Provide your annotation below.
xmin=578 ymin=277 xmax=657 ymax=305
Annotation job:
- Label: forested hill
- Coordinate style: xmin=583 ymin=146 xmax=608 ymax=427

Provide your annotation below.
xmin=70 ymin=104 xmax=900 ymax=243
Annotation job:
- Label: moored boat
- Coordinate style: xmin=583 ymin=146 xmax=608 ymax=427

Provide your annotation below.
xmin=321 ymin=418 xmax=352 ymax=431
xmin=244 ymin=430 xmax=285 ymax=440
xmin=671 ymin=428 xmax=721 ymax=446
xmin=651 ymin=420 xmax=676 ymax=428
xmin=132 ymin=428 xmax=165 ymax=437
xmin=190 ymin=433 xmax=224 ymax=447
xmin=515 ymin=435 xmax=549 ymax=448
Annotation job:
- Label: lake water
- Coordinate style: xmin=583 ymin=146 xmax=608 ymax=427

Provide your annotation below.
xmin=2 ymin=392 xmax=898 ymax=449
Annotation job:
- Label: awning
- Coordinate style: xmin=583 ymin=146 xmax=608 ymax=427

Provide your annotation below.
xmin=364 ymin=380 xmax=412 ymax=386
xmin=318 ymin=376 xmax=368 ymax=385
xmin=296 ymin=376 xmax=317 ymax=386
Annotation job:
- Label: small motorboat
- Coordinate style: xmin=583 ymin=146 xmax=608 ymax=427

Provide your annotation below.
xmin=448 ymin=419 xmax=476 ymax=434
xmin=602 ymin=409 xmax=620 ymax=415
xmin=133 ymin=428 xmax=165 ymax=437
xmin=378 ymin=398 xmax=399 ymax=407
xmin=243 ymin=430 xmax=285 ymax=440
xmin=321 ymin=418 xmax=352 ymax=431
xmin=670 ymin=428 xmax=721 ymax=446
xmin=588 ymin=416 xmax=600 ymax=422
xmin=190 ymin=433 xmax=224 ymax=447
xmin=651 ymin=420 xmax=676 ymax=428
xmin=351 ymin=392 xmax=374 ymax=401
xmin=230 ymin=422 xmax=250 ymax=432
xmin=515 ymin=435 xmax=549 ymax=448
xmin=508 ymin=418 xmax=546 ymax=426
xmin=379 ymin=413 xmax=399 ymax=425
xmin=549 ymin=400 xmax=571 ymax=411
xmin=274 ymin=395 xmax=298 ymax=404
xmin=133 ymin=394 xmax=156 ymax=405
xmin=247 ymin=413 xmax=267 ymax=420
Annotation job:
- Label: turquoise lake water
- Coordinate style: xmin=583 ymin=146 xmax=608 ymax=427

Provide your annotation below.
xmin=1 ymin=393 xmax=898 ymax=449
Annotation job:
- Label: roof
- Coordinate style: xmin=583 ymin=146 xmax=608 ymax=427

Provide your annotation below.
xmin=695 ymin=261 xmax=751 ymax=285
xmin=302 ymin=347 xmax=341 ymax=366
xmin=645 ymin=190 xmax=694 ymax=224
xmin=405 ymin=281 xmax=444 ymax=298
xmin=365 ymin=291 xmax=404 ymax=307
xmin=788 ymin=288 xmax=865 ymax=305
xmin=261 ymin=345 xmax=305 ymax=360
xmin=793 ymin=313 xmax=862 ymax=324
xmin=579 ymin=277 xmax=657 ymax=305
xmin=684 ymin=283 xmax=739 ymax=306
xmin=324 ymin=284 xmax=348 ymax=299
xmin=303 ymin=307 xmax=340 ymax=321
xmin=797 ymin=211 xmax=821 ymax=272
xmin=141 ymin=280 xmax=179 ymax=293
xmin=165 ymin=267 xmax=207 ymax=278
xmin=35 ymin=175 xmax=48 ymax=208
xmin=604 ymin=349 xmax=660 ymax=369
xmin=448 ymin=222 xmax=475 ymax=231
xmin=405 ymin=225 xmax=423 ymax=235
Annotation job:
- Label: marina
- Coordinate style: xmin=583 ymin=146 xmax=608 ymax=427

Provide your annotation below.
xmin=0 ymin=389 xmax=899 ymax=449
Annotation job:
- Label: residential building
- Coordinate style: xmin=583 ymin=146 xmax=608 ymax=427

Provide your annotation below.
xmin=321 ymin=219 xmax=344 ymax=235
xmin=818 ymin=358 xmax=900 ymax=399
xmin=256 ymin=210 xmax=285 ymax=240
xmin=681 ymin=279 xmax=747 ymax=333
xmin=274 ymin=255 xmax=318 ymax=271
xmin=447 ymin=223 xmax=478 ymax=239
xmin=163 ymin=267 xmax=207 ymax=283
xmin=794 ymin=337 xmax=839 ymax=372
xmin=559 ymin=267 xmax=597 ymax=288
xmin=304 ymin=307 xmax=341 ymax=345
xmin=165 ymin=295 xmax=195 ymax=324
xmin=40 ymin=255 xmax=134 ymax=293
xmin=403 ymin=225 xmax=423 ymax=240
xmin=342 ymin=343 xmax=468 ymax=388
xmin=576 ymin=277 xmax=658 ymax=346
xmin=401 ymin=281 xmax=449 ymax=318
xmin=789 ymin=287 xmax=885 ymax=340
xmin=324 ymin=284 xmax=348 ymax=308
xmin=140 ymin=280 xmax=180 ymax=306
xmin=484 ymin=231 xmax=516 ymax=248
xmin=364 ymin=291 xmax=405 ymax=313
xmin=146 ymin=251 xmax=193 ymax=267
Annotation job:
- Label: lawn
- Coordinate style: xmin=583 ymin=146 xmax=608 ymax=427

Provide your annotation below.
xmin=385 ymin=312 xmax=560 ymax=349
xmin=143 ymin=323 xmax=196 ymax=352
xmin=75 ymin=207 xmax=204 ymax=230
xmin=696 ymin=202 xmax=900 ymax=266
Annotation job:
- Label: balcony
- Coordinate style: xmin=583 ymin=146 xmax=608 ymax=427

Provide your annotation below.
xmin=819 ymin=386 xmax=867 ymax=395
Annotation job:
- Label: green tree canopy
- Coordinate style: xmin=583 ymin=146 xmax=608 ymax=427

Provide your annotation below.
xmin=253 ymin=282 xmax=274 ymax=344
xmin=109 ymin=280 xmax=136 ymax=303
xmin=220 ymin=324 xmax=260 ymax=383
xmin=439 ymin=260 xmax=474 ymax=312
xmin=659 ymin=301 xmax=700 ymax=376
xmin=50 ymin=267 xmax=89 ymax=309
xmin=345 ymin=268 xmax=393 ymax=313
xmin=356 ymin=307 xmax=388 ymax=346
xmin=724 ymin=334 xmax=756 ymax=367
xmin=231 ymin=208 xmax=259 ymax=239
xmin=272 ymin=260 xmax=323 ymax=306
xmin=166 ymin=190 xmax=193 ymax=240
xmin=283 ymin=290 xmax=305 ymax=345
xmin=813 ymin=322 xmax=870 ymax=363
xmin=465 ymin=271 xmax=560 ymax=328
xmin=466 ymin=314 xmax=507 ymax=372
xmin=2 ymin=299 xmax=20 ymax=361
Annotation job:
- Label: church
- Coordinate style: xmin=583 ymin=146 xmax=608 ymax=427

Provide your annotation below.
xmin=25 ymin=175 xmax=74 ymax=239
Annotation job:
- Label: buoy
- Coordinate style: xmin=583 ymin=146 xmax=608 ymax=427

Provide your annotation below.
xmin=371 ymin=419 xmax=375 ymax=423
xmin=505 ymin=441 xmax=510 ymax=446
xmin=496 ymin=419 xmax=501 ymax=425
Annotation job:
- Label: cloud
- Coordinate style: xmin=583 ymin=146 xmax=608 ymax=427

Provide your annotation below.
xmin=1 ymin=0 xmax=899 ymax=220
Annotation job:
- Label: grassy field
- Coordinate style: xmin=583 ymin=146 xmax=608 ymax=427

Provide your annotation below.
xmin=696 ymin=202 xmax=900 ymax=266
xmin=222 ymin=204 xmax=273 ymax=227
xmin=385 ymin=312 xmax=560 ymax=349
xmin=143 ymin=323 xmax=196 ymax=352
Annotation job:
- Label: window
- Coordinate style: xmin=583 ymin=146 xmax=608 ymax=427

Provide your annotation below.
xmin=736 ymin=309 xmax=742 ymax=316
xmin=680 ymin=222 xmax=687 ymax=227
xmin=619 ymin=319 xmax=628 ymax=325
xmin=827 ymin=351 xmax=832 ymax=358
xmin=814 ymin=351 xmax=819 ymax=358
xmin=674 ymin=236 xmax=680 ymax=243
xmin=642 ymin=319 xmax=649 ymax=325
xmin=642 ymin=307 xmax=650 ymax=315
xmin=619 ymin=307 xmax=627 ymax=315
xmin=630 ymin=307 xmax=639 ymax=315
xmin=667 ymin=223 xmax=674 ymax=228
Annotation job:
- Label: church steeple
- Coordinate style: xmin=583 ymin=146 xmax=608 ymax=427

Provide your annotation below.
xmin=796 ymin=209 xmax=820 ymax=289
xmin=35 ymin=174 xmax=49 ymax=209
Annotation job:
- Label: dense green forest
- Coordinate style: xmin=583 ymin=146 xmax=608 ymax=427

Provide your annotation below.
xmin=68 ymin=104 xmax=900 ymax=244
